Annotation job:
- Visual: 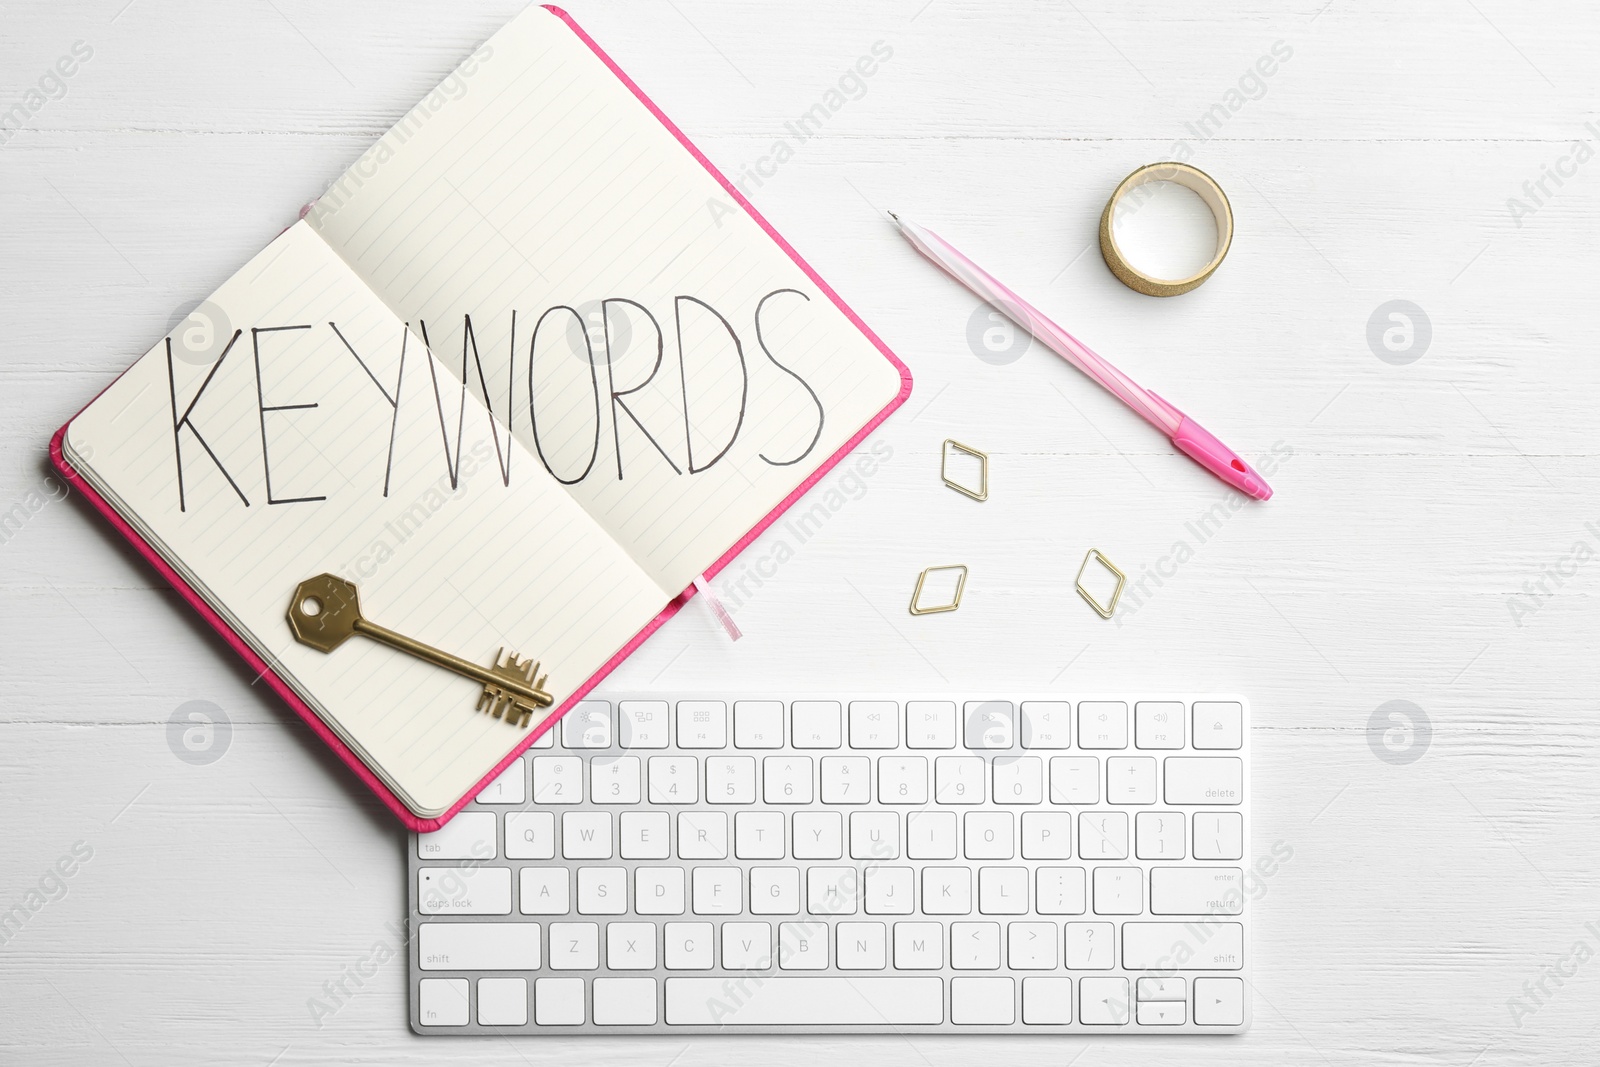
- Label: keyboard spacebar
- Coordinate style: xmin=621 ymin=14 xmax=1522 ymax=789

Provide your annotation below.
xmin=666 ymin=977 xmax=944 ymax=1026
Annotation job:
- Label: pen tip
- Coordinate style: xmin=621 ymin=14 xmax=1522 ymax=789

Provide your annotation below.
xmin=885 ymin=210 xmax=899 ymax=222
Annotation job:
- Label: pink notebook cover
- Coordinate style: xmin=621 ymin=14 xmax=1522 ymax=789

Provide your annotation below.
xmin=48 ymin=6 xmax=911 ymax=831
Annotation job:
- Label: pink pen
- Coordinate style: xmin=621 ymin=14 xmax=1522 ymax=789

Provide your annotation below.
xmin=889 ymin=212 xmax=1272 ymax=500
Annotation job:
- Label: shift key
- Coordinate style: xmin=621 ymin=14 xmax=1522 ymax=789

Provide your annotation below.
xmin=1163 ymin=757 xmax=1243 ymax=804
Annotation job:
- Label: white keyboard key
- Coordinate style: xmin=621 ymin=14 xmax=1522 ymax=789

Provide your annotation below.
xmin=750 ymin=867 xmax=801 ymax=915
xmin=593 ymin=977 xmax=657 ymax=1025
xmin=951 ymin=921 xmax=1001 ymax=969
xmin=534 ymin=977 xmax=584 ymax=1025
xmin=606 ymin=921 xmax=657 ymax=969
xmin=791 ymin=701 xmax=842 ymax=748
xmin=705 ymin=755 xmax=756 ymax=803
xmin=849 ymin=700 xmax=899 ymax=748
xmin=692 ymin=866 xmax=741 ymax=914
xmin=418 ymin=978 xmax=469 ymax=1026
xmin=1079 ymin=976 xmax=1130 ymax=1025
xmin=419 ymin=865 xmax=511 ymax=915
xmin=1078 ymin=811 xmax=1129 ymax=859
xmin=992 ymin=756 xmax=1043 ymax=804
xmin=935 ymin=756 xmax=985 ymax=804
xmin=763 ymin=755 xmax=814 ymax=803
xmin=963 ymin=701 xmax=1015 ymax=748
xmin=807 ymin=866 xmax=860 ymax=915
xmin=1137 ymin=976 xmax=1186 ymax=1001
xmin=1193 ymin=812 xmax=1245 ymax=860
xmin=906 ymin=811 xmax=958 ymax=859
xmin=620 ymin=811 xmax=670 ymax=859
xmin=562 ymin=811 xmax=612 ymax=859
xmin=905 ymin=701 xmax=956 ymax=748
xmin=864 ymin=866 xmax=914 ymax=914
xmin=821 ymin=756 xmax=872 ymax=804
xmin=837 ymin=921 xmax=887 ymax=969
xmin=636 ymin=867 xmax=686 ymax=915
xmin=577 ymin=867 xmax=626 ymax=915
xmin=676 ymin=700 xmax=727 ymax=748
xmin=1193 ymin=701 xmax=1244 ymax=749
xmin=734 ymin=811 xmax=786 ymax=859
xmin=529 ymin=726 xmax=554 ymax=749
xmin=520 ymin=867 xmax=569 ymax=915
xmin=547 ymin=922 xmax=599 ymax=969
xmin=792 ymin=811 xmax=844 ymax=859
xmin=951 ymin=977 xmax=1014 ymax=1024
xmin=721 ymin=922 xmax=773 ymax=969
xmin=647 ymin=755 xmax=698 ymax=803
xmin=1049 ymin=756 xmax=1099 ymax=804
xmin=1164 ymin=757 xmax=1243 ymax=804
xmin=505 ymin=811 xmax=555 ymax=860
xmin=617 ymin=700 xmax=669 ymax=749
xmin=676 ymin=811 xmax=728 ymax=859
xmin=1106 ymin=756 xmax=1157 ymax=804
xmin=1134 ymin=701 xmax=1185 ymax=749
xmin=1194 ymin=977 xmax=1246 ymax=1025
xmin=1137 ymin=1000 xmax=1186 ymax=1025
xmin=1019 ymin=701 xmax=1071 ymax=748
xmin=1022 ymin=976 xmax=1073 ymax=1024
xmin=1135 ymin=811 xmax=1186 ymax=860
xmin=417 ymin=811 xmax=496 ymax=860
xmin=779 ymin=922 xmax=829 ymax=969
xmin=923 ymin=867 xmax=972 ymax=914
xmin=1122 ymin=922 xmax=1243 ymax=969
xmin=1150 ymin=866 xmax=1243 ymax=915
xmin=1021 ymin=811 xmax=1072 ymax=859
xmin=476 ymin=758 xmax=526 ymax=804
xmin=876 ymin=755 xmax=928 ymax=804
xmin=1035 ymin=867 xmax=1086 ymax=915
xmin=1092 ymin=866 xmax=1142 ymax=915
xmin=664 ymin=921 xmax=714 ymax=969
xmin=893 ymin=921 xmax=943 ymax=968
xmin=733 ymin=700 xmax=784 ymax=748
xmin=850 ymin=811 xmax=899 ymax=859
xmin=978 ymin=866 xmax=1028 ymax=914
xmin=420 ymin=922 xmax=540 ymax=970
xmin=477 ymin=977 xmax=527 ymax=1026
xmin=664 ymin=976 xmax=942 ymax=1025
xmin=1064 ymin=922 xmax=1113 ymax=969
xmin=590 ymin=755 xmax=641 ymax=804
xmin=1077 ymin=702 xmax=1128 ymax=749
xmin=964 ymin=811 xmax=1014 ymax=859
xmin=562 ymin=701 xmax=611 ymax=748
xmin=1007 ymin=921 xmax=1058 ymax=969
xmin=532 ymin=756 xmax=582 ymax=804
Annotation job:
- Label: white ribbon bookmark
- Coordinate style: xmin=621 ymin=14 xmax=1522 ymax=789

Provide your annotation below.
xmin=693 ymin=574 xmax=743 ymax=641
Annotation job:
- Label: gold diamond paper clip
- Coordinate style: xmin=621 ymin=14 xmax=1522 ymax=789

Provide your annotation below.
xmin=909 ymin=564 xmax=968 ymax=615
xmin=1074 ymin=549 xmax=1126 ymax=619
xmin=941 ymin=439 xmax=988 ymax=502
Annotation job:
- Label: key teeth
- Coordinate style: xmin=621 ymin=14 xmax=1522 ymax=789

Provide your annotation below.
xmin=477 ymin=683 xmax=538 ymax=728
xmin=477 ymin=650 xmax=553 ymax=726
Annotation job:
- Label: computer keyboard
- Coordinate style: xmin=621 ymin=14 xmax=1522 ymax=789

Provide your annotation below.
xmin=407 ymin=695 xmax=1250 ymax=1034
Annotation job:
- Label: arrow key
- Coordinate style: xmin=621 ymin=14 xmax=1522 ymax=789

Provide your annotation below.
xmin=1136 ymin=1000 xmax=1186 ymax=1025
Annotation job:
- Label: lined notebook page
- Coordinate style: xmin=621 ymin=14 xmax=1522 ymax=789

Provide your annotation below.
xmin=307 ymin=5 xmax=904 ymax=596
xmin=66 ymin=223 xmax=665 ymax=816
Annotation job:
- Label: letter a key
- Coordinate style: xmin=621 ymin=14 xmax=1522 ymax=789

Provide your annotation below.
xmin=286 ymin=574 xmax=554 ymax=727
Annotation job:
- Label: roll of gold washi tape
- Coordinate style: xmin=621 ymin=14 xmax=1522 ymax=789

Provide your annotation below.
xmin=1098 ymin=162 xmax=1234 ymax=297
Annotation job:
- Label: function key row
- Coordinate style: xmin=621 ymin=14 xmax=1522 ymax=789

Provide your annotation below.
xmin=546 ymin=700 xmax=1243 ymax=752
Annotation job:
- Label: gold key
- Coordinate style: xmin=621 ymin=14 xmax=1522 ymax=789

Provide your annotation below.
xmin=286 ymin=574 xmax=554 ymax=728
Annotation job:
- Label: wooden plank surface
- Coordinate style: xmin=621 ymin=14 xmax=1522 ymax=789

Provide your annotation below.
xmin=3 ymin=0 xmax=1598 ymax=1063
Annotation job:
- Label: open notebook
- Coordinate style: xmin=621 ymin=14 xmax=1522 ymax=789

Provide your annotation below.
xmin=51 ymin=6 xmax=910 ymax=828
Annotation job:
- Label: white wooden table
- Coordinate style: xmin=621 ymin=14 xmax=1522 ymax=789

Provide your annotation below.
xmin=4 ymin=1 xmax=1598 ymax=1063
